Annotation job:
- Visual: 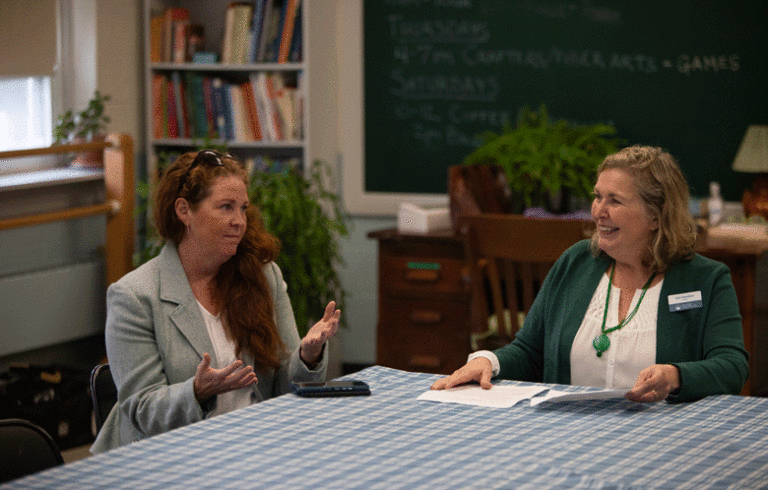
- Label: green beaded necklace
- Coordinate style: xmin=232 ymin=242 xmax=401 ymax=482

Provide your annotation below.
xmin=592 ymin=262 xmax=657 ymax=358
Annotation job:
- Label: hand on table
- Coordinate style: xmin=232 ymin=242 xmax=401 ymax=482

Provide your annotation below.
xmin=193 ymin=353 xmax=257 ymax=404
xmin=300 ymin=301 xmax=341 ymax=366
xmin=430 ymin=357 xmax=494 ymax=390
xmin=625 ymin=364 xmax=681 ymax=403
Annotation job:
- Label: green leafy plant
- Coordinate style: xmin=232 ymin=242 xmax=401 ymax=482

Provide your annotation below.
xmin=249 ymin=159 xmax=350 ymax=337
xmin=53 ymin=90 xmax=111 ymax=144
xmin=463 ymin=104 xmax=624 ymax=213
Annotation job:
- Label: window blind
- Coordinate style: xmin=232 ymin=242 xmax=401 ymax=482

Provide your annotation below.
xmin=0 ymin=0 xmax=57 ymax=78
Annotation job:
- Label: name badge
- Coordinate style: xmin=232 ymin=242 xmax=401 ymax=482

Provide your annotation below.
xmin=668 ymin=291 xmax=703 ymax=312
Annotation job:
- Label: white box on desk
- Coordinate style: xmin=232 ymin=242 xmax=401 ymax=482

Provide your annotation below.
xmin=397 ymin=203 xmax=451 ymax=233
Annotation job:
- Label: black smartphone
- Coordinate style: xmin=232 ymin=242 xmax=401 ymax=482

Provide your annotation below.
xmin=291 ymin=380 xmax=371 ymax=397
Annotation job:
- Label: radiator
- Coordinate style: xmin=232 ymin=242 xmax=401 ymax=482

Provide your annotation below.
xmin=0 ymin=260 xmax=106 ymax=357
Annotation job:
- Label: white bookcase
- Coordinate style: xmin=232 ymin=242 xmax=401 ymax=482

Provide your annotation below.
xmin=142 ymin=0 xmax=310 ymax=183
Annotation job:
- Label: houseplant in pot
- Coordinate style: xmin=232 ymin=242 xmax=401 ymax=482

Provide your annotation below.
xmin=53 ymin=90 xmax=111 ymax=167
xmin=462 ymin=104 xmax=624 ymax=214
xmin=248 ymin=158 xmax=350 ymax=337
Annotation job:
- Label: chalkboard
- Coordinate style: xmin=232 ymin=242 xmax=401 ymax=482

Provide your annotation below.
xmin=363 ymin=0 xmax=768 ymax=201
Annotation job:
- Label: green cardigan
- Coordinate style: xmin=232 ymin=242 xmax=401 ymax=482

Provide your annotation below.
xmin=495 ymin=240 xmax=749 ymax=402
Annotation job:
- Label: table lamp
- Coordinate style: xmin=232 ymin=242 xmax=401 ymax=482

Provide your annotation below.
xmin=732 ymin=125 xmax=768 ymax=219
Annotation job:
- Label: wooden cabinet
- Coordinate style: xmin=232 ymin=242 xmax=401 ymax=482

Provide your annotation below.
xmin=368 ymin=229 xmax=471 ymax=374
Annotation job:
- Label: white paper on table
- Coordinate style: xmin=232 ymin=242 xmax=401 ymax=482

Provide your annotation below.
xmin=417 ymin=385 xmax=548 ymax=408
xmin=529 ymin=388 xmax=627 ymax=407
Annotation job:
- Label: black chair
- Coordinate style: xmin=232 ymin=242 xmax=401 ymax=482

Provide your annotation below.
xmin=89 ymin=364 xmax=117 ymax=434
xmin=0 ymin=418 xmax=64 ymax=483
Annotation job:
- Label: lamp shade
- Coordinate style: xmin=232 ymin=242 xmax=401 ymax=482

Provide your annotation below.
xmin=732 ymin=125 xmax=768 ymax=173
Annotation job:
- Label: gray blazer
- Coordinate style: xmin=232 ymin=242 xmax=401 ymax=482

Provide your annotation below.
xmin=91 ymin=243 xmax=326 ymax=454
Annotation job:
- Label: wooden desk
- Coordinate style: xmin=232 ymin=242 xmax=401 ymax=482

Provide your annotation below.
xmin=369 ymin=227 xmax=767 ymax=396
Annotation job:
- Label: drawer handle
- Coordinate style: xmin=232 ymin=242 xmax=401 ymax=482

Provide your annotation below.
xmin=404 ymin=269 xmax=441 ymax=282
xmin=409 ymin=355 xmax=441 ymax=369
xmin=410 ymin=310 xmax=443 ymax=323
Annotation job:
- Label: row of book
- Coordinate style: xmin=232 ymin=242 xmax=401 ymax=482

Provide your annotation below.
xmin=150 ymin=0 xmax=302 ymax=64
xmin=159 ymin=151 xmax=301 ymax=179
xmin=152 ymin=71 xmax=303 ymax=143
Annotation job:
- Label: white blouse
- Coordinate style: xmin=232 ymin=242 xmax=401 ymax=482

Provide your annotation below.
xmin=468 ymin=271 xmax=663 ymax=389
xmin=570 ymin=272 xmax=663 ymax=389
xmin=197 ymin=301 xmax=253 ymax=416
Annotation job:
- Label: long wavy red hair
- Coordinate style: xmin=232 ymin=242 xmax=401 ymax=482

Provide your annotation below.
xmin=154 ymin=151 xmax=286 ymax=370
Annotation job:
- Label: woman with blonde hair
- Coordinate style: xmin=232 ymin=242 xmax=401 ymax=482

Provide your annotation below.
xmin=433 ymin=145 xmax=748 ymax=402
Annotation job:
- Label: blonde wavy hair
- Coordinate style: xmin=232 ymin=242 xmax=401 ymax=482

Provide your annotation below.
xmin=590 ymin=145 xmax=698 ymax=273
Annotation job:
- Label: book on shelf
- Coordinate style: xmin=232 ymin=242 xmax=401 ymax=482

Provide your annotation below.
xmin=255 ymin=0 xmax=277 ymax=62
xmin=277 ymin=0 xmax=300 ymax=63
xmin=241 ymin=81 xmax=263 ymax=141
xmin=211 ymin=78 xmax=229 ymax=140
xmin=165 ymin=78 xmax=179 ymax=138
xmin=151 ymin=75 xmax=166 ymax=138
xmin=228 ymin=85 xmax=245 ymax=141
xmin=162 ymin=7 xmax=190 ymax=63
xmin=201 ymin=77 xmax=218 ymax=139
xmin=252 ymin=72 xmax=281 ymax=141
xmin=149 ymin=13 xmax=165 ymax=63
xmin=270 ymin=74 xmax=298 ymax=140
xmin=185 ymin=73 xmax=208 ymax=139
xmin=170 ymin=72 xmax=189 ymax=138
xmin=172 ymin=18 xmax=190 ymax=63
xmin=249 ymin=0 xmax=268 ymax=63
xmin=288 ymin=4 xmax=303 ymax=62
xmin=222 ymin=2 xmax=254 ymax=64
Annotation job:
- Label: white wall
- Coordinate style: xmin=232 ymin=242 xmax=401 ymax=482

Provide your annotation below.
xmin=308 ymin=1 xmax=397 ymax=366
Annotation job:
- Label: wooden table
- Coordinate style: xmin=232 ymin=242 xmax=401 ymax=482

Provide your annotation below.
xmin=369 ymin=226 xmax=768 ymax=396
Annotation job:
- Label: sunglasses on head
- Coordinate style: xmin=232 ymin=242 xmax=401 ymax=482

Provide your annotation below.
xmin=179 ymin=150 xmax=236 ymax=193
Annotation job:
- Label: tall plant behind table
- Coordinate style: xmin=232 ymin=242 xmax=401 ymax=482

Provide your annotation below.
xmin=463 ymin=104 xmax=624 ymax=213
xmin=249 ymin=159 xmax=350 ymax=337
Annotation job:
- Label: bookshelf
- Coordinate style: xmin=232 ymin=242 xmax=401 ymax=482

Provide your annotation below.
xmin=143 ymin=0 xmax=309 ymax=184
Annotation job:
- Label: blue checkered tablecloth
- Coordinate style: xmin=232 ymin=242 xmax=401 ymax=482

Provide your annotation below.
xmin=3 ymin=366 xmax=768 ymax=489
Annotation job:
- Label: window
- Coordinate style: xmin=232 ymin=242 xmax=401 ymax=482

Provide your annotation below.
xmin=0 ymin=77 xmax=53 ymax=152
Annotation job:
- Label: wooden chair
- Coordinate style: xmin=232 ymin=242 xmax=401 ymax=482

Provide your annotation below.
xmin=90 ymin=364 xmax=117 ymax=435
xmin=0 ymin=418 xmax=64 ymax=483
xmin=459 ymin=213 xmax=592 ymax=351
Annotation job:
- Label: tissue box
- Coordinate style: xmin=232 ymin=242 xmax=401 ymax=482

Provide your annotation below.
xmin=398 ymin=203 xmax=451 ymax=233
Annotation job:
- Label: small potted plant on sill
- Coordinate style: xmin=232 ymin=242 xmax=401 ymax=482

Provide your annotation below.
xmin=53 ymin=90 xmax=111 ymax=167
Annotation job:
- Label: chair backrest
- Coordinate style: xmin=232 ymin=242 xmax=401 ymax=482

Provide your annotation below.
xmin=0 ymin=418 xmax=64 ymax=483
xmin=459 ymin=213 xmax=592 ymax=350
xmin=90 ymin=363 xmax=117 ymax=434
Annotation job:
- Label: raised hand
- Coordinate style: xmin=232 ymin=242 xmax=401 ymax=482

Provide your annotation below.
xmin=300 ymin=301 xmax=341 ymax=366
xmin=193 ymin=353 xmax=258 ymax=404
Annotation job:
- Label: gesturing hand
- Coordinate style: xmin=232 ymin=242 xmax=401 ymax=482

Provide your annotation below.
xmin=430 ymin=357 xmax=494 ymax=391
xmin=625 ymin=364 xmax=681 ymax=403
xmin=193 ymin=353 xmax=258 ymax=404
xmin=300 ymin=301 xmax=341 ymax=366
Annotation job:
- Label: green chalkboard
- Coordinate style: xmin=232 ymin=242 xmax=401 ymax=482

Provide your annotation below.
xmin=364 ymin=0 xmax=768 ymax=201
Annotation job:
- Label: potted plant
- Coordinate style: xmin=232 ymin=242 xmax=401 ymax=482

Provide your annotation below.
xmin=249 ymin=159 xmax=350 ymax=336
xmin=53 ymin=90 xmax=111 ymax=167
xmin=462 ymin=104 xmax=624 ymax=214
